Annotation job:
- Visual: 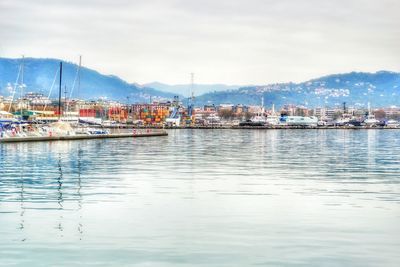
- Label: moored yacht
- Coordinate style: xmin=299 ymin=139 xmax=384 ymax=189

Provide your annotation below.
xmin=386 ymin=119 xmax=399 ymax=128
xmin=265 ymin=115 xmax=280 ymax=125
xmin=280 ymin=116 xmax=318 ymax=126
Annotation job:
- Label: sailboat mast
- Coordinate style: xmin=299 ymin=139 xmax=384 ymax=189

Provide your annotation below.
xmin=64 ymin=85 xmax=68 ymax=117
xmin=8 ymin=61 xmax=22 ymax=113
xmin=58 ymin=62 xmax=63 ymax=120
xmin=21 ymin=55 xmax=24 ymax=87
xmin=261 ymin=96 xmax=264 ymax=114
xmin=78 ymin=55 xmax=81 ymax=98
xmin=367 ymin=102 xmax=371 ymax=115
xmin=20 ymin=55 xmax=25 ymax=121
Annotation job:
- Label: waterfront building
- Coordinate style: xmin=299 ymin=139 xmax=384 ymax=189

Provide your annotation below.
xmin=233 ymin=104 xmax=248 ymax=115
xmin=281 ymin=104 xmax=311 ymax=117
xmin=218 ymin=104 xmax=234 ymax=112
xmin=203 ymin=104 xmax=217 ymax=113
xmin=384 ymin=106 xmax=400 ymax=119
xmin=314 ymin=107 xmax=343 ymax=120
xmin=24 ymin=92 xmax=52 ymax=106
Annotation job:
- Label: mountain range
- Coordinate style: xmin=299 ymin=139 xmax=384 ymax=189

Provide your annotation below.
xmin=195 ymin=71 xmax=400 ymax=108
xmin=143 ymin=82 xmax=241 ymax=97
xmin=0 ymin=57 xmax=175 ymax=103
xmin=1 ymin=57 xmax=399 ymax=108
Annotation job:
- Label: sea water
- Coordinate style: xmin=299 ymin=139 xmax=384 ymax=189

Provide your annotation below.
xmin=0 ymin=129 xmax=399 ymax=266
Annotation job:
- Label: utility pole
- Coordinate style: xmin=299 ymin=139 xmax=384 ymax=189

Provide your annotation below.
xmin=190 ymin=72 xmax=194 ymax=100
xmin=188 ymin=72 xmax=195 ymax=125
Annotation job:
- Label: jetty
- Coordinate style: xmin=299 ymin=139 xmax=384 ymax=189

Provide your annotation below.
xmin=0 ymin=130 xmax=168 ymax=143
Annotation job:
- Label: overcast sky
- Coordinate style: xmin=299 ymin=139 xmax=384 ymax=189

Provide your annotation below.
xmin=0 ymin=0 xmax=399 ymax=85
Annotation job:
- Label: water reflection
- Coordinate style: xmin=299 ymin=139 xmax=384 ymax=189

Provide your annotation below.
xmin=77 ymin=146 xmax=83 ymax=239
xmin=56 ymin=154 xmax=64 ymax=236
xmin=19 ymin=169 xmax=26 ymax=242
xmin=0 ymin=142 xmax=95 ymax=243
xmin=0 ymin=130 xmax=399 ymax=266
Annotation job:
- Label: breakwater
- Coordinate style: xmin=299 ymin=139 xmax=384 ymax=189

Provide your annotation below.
xmin=0 ymin=130 xmax=167 ymax=143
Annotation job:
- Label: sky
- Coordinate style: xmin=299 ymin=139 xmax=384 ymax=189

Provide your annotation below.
xmin=0 ymin=0 xmax=399 ymax=85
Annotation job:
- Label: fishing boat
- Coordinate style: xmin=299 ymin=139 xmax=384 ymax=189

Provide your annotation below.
xmin=363 ymin=102 xmax=380 ymax=126
xmin=239 ymin=97 xmax=267 ymax=126
xmin=363 ymin=114 xmax=380 ymax=126
xmin=265 ymin=104 xmax=280 ymax=126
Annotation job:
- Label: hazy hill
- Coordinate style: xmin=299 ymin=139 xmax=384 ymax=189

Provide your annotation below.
xmin=194 ymin=71 xmax=400 ymax=108
xmin=0 ymin=57 xmax=175 ymax=103
xmin=1 ymin=58 xmax=399 ymax=108
xmin=144 ymin=82 xmax=241 ymax=96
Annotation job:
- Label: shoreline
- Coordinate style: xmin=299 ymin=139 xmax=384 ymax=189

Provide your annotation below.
xmin=98 ymin=125 xmax=400 ymax=130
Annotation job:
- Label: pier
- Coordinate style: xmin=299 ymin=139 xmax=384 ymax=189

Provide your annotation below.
xmin=0 ymin=130 xmax=168 ymax=143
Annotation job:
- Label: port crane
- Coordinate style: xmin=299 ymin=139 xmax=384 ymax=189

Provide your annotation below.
xmin=185 ymin=73 xmax=195 ymax=126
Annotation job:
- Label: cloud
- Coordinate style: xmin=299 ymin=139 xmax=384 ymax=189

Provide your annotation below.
xmin=0 ymin=0 xmax=399 ymax=85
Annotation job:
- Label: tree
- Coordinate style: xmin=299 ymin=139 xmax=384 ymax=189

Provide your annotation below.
xmin=332 ymin=111 xmax=343 ymax=120
xmin=374 ymin=109 xmax=386 ymax=120
xmin=219 ymin=109 xmax=235 ymax=120
xmin=244 ymin=112 xmax=254 ymax=120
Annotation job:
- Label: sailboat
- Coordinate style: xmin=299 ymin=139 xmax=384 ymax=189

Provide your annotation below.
xmin=63 ymin=56 xmax=82 ymax=124
xmin=47 ymin=61 xmax=76 ymax=136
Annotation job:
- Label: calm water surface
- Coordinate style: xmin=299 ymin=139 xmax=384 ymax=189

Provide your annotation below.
xmin=0 ymin=129 xmax=400 ymax=266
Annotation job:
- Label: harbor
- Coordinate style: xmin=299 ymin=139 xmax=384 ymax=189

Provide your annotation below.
xmin=1 ymin=59 xmax=399 ymax=132
xmin=0 ymin=118 xmax=397 ymax=144
xmin=2 ymin=92 xmax=399 ymax=132
xmin=2 ymin=0 xmax=400 ymax=266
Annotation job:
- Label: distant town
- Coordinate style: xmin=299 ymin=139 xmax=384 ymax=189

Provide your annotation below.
xmin=1 ymin=91 xmax=399 ymax=128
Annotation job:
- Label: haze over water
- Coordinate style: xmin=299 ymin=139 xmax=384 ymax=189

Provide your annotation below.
xmin=0 ymin=129 xmax=400 ymax=266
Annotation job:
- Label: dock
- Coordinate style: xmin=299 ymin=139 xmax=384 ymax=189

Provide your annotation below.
xmin=0 ymin=130 xmax=168 ymax=143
